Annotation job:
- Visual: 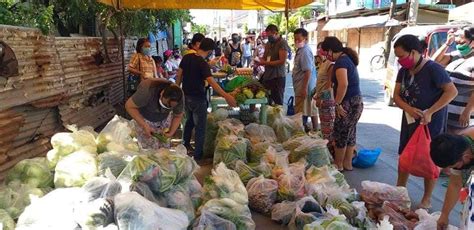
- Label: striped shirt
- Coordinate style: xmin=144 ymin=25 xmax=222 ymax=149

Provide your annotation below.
xmin=129 ymin=53 xmax=157 ymax=79
xmin=446 ymin=51 xmax=474 ymax=129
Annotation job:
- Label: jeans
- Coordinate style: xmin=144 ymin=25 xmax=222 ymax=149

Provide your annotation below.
xmin=183 ymin=96 xmax=208 ymax=159
xmin=242 ymin=56 xmax=252 ymax=67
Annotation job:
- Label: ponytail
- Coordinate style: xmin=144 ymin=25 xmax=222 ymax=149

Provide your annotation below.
xmin=342 ymin=47 xmax=359 ymax=66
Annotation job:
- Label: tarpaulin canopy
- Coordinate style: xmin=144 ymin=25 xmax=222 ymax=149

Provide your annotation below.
xmin=98 ymin=0 xmax=313 ymax=10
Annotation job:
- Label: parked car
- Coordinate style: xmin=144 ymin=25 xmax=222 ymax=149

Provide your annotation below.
xmin=384 ymin=24 xmax=460 ymax=106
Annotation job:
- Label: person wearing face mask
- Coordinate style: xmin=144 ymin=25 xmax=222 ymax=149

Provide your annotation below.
xmin=313 ymin=42 xmax=335 ymax=145
xmin=255 ymin=24 xmax=289 ymax=105
xmin=393 ymin=34 xmax=458 ymax=210
xmin=128 ymin=38 xmax=159 ymax=81
xmin=176 ymin=38 xmax=237 ymax=160
xmin=183 ymin=33 xmax=205 ymax=56
xmin=292 ymin=28 xmax=318 ymax=132
xmin=432 ymin=27 xmax=474 ymax=134
xmin=320 ymin=36 xmax=363 ymax=172
xmin=430 ymin=128 xmax=474 ymax=229
xmin=125 ymin=80 xmax=184 ymax=149
xmin=225 ymin=33 xmax=243 ymax=67
xmin=242 ymin=38 xmax=253 ymax=67
xmin=253 ymin=37 xmax=266 ymax=78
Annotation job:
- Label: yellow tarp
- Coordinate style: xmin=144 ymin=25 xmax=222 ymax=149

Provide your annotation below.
xmin=98 ymin=0 xmax=313 ymax=10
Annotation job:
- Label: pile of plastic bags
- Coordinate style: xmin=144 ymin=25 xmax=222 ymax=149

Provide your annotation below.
xmin=197 ymin=162 xmax=255 ymax=230
xmin=266 ymin=106 xmax=305 ymax=143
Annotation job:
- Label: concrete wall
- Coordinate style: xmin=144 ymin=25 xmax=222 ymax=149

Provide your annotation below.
xmin=0 ymin=25 xmax=135 ymax=180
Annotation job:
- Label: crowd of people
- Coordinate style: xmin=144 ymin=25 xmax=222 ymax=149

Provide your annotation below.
xmin=125 ymin=22 xmax=474 ymax=229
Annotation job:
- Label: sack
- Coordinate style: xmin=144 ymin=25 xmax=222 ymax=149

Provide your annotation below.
xmin=287 ymin=96 xmax=295 ymax=116
xmin=399 ymin=125 xmax=439 ymax=179
xmin=352 ymin=148 xmax=382 ymax=168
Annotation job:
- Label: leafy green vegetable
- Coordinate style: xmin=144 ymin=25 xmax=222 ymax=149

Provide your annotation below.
xmin=202 ymin=163 xmax=248 ymax=205
xmin=0 ymin=209 xmax=15 ymax=230
xmin=213 ymin=135 xmax=250 ymax=169
xmin=54 ymin=150 xmax=98 ymax=188
xmin=0 ymin=182 xmax=47 ymax=219
xmin=200 ymin=198 xmax=255 ymax=230
xmin=6 ymin=157 xmax=53 ymax=188
xmin=152 ymin=132 xmax=169 ymax=143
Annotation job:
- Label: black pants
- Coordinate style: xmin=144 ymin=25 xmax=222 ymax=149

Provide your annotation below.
xmin=262 ymin=77 xmax=286 ymax=106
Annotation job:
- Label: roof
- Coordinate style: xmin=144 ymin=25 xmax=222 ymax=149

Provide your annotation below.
xmin=98 ymin=0 xmax=312 ymax=10
xmin=449 ymin=2 xmax=474 ymax=23
xmin=322 ymin=15 xmax=399 ymax=31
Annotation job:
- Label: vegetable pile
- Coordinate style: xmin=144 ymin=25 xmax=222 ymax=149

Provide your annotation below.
xmin=228 ymin=80 xmax=267 ymax=105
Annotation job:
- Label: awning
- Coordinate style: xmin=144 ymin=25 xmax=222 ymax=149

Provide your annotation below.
xmin=304 ymin=22 xmax=318 ymax=31
xmin=322 ymin=15 xmax=399 ymax=31
xmin=98 ymin=0 xmax=313 ymax=10
xmin=449 ymin=2 xmax=474 ymax=23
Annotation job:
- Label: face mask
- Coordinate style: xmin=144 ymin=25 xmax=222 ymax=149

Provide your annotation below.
xmin=142 ymin=47 xmax=151 ymax=56
xmin=206 ymin=51 xmax=213 ymax=59
xmin=456 ymin=43 xmax=473 ymax=56
xmin=257 ymin=42 xmax=261 ymax=45
xmin=397 ymin=54 xmax=415 ymax=69
xmin=159 ymin=98 xmax=171 ymax=110
xmin=318 ymin=49 xmax=327 ymax=58
xmin=296 ymin=41 xmax=305 ymax=49
xmin=268 ymin=36 xmax=276 ymax=43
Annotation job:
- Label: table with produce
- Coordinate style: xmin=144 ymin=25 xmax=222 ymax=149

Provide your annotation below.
xmin=0 ymin=106 xmax=457 ymax=229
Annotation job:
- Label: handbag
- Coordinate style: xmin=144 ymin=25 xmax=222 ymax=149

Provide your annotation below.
xmin=287 ymin=96 xmax=295 ymax=116
xmin=128 ymin=55 xmax=141 ymax=94
xmin=398 ymin=125 xmax=439 ymax=179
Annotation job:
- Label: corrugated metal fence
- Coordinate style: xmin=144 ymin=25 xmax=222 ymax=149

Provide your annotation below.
xmin=0 ymin=25 xmax=136 ymax=180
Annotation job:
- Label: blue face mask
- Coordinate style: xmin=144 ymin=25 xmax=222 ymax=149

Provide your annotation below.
xmin=142 ymin=47 xmax=151 ymax=56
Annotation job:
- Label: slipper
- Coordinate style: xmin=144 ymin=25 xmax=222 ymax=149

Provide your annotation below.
xmin=442 ymin=181 xmax=449 ymax=187
xmin=343 ymin=168 xmax=354 ymax=171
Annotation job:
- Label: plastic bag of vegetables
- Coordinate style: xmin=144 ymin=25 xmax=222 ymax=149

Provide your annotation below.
xmin=216 ymin=119 xmax=245 ymax=138
xmin=202 ymin=162 xmax=248 ymax=205
xmin=192 ymin=210 xmax=237 ymax=230
xmin=48 ymin=126 xmax=98 ymax=168
xmin=185 ymin=176 xmax=203 ymax=209
xmin=271 ymin=201 xmax=297 ymax=225
xmin=97 ymin=152 xmax=129 ymax=178
xmin=244 ymin=123 xmax=277 ymax=144
xmin=82 ymin=170 xmax=122 ymax=201
xmin=266 ymin=106 xmax=304 ymax=142
xmin=360 ymin=181 xmax=411 ymax=209
xmin=0 ymin=209 xmax=15 ymax=230
xmin=54 ymin=150 xmax=98 ymax=188
xmin=96 ymin=115 xmax=139 ymax=153
xmin=271 ymin=150 xmax=290 ymax=179
xmin=289 ymin=196 xmax=325 ymax=230
xmin=249 ymin=141 xmax=284 ymax=163
xmin=114 ymin=192 xmax=189 ymax=230
xmin=153 ymin=145 xmax=198 ymax=188
xmin=16 ymin=188 xmax=87 ymax=230
xmin=235 ymin=160 xmax=259 ymax=185
xmin=73 ymin=198 xmax=115 ymax=230
xmin=0 ymin=182 xmax=48 ymax=219
xmin=284 ymin=137 xmax=331 ymax=167
xmin=213 ymin=135 xmax=250 ymax=169
xmin=277 ymin=161 xmax=306 ymax=201
xmin=303 ymin=215 xmax=356 ymax=230
xmin=199 ymin=198 xmax=255 ymax=230
xmin=163 ymin=185 xmax=196 ymax=221
xmin=5 ymin=157 xmax=53 ymax=188
xmin=250 ymin=159 xmax=272 ymax=178
xmin=204 ymin=109 xmax=229 ymax=158
xmin=246 ymin=175 xmax=278 ymax=215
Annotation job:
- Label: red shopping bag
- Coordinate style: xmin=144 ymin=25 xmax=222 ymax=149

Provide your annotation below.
xmin=399 ymin=125 xmax=440 ymax=179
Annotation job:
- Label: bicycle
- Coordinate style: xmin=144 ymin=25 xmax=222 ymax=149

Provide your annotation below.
xmin=370 ymin=47 xmax=386 ymax=72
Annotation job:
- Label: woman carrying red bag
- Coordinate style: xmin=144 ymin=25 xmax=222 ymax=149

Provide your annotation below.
xmin=393 ymin=35 xmax=458 ymax=209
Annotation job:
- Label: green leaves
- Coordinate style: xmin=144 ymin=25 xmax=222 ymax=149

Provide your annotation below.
xmin=0 ymin=2 xmax=54 ymax=35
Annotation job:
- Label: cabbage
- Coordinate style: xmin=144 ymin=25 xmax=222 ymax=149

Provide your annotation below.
xmin=5 ymin=157 xmax=53 ymax=188
xmin=48 ymin=128 xmax=98 ymax=168
xmin=0 ymin=209 xmax=15 ymax=230
xmin=54 ymin=150 xmax=98 ymax=188
xmin=96 ymin=115 xmax=139 ymax=153
xmin=0 ymin=182 xmax=47 ymax=219
xmin=98 ymin=152 xmax=128 ymax=178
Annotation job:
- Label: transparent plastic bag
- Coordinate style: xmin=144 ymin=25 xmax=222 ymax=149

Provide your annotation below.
xmin=96 ymin=115 xmax=139 ymax=153
xmin=414 ymin=209 xmax=458 ymax=230
xmin=246 ymin=175 xmax=278 ymax=214
xmin=216 ymin=119 xmax=245 ymax=138
xmin=271 ymin=200 xmax=297 ymax=225
xmin=5 ymin=157 xmax=53 ymax=188
xmin=0 ymin=209 xmax=15 ymax=230
xmin=235 ymin=160 xmax=259 ymax=185
xmin=0 ymin=182 xmax=48 ymax=219
xmin=129 ymin=181 xmax=160 ymax=203
xmin=73 ymin=198 xmax=115 ymax=230
xmin=270 ymin=110 xmax=305 ymax=143
xmin=97 ymin=152 xmax=128 ymax=178
xmin=54 ymin=150 xmax=98 ymax=188
xmin=277 ymin=162 xmax=306 ymax=201
xmin=204 ymin=109 xmax=229 ymax=158
xmin=289 ymin=196 xmax=324 ymax=230
xmin=114 ymin=192 xmax=189 ymax=230
xmin=244 ymin=123 xmax=277 ymax=144
xmin=381 ymin=202 xmax=417 ymax=229
xmin=202 ymin=162 xmax=248 ymax=205
xmin=284 ymin=136 xmax=330 ymax=167
xmin=16 ymin=188 xmax=87 ymax=230
xmin=163 ymin=185 xmax=196 ymax=221
xmin=192 ymin=210 xmax=237 ymax=230
xmin=186 ymin=176 xmax=203 ymax=209
xmin=271 ymin=150 xmax=290 ymax=179
xmin=360 ymin=181 xmax=411 ymax=209
xmin=82 ymin=169 xmax=122 ymax=201
xmin=48 ymin=127 xmax=98 ymax=168
xmin=303 ymin=215 xmax=356 ymax=230
xmin=200 ymin=198 xmax=255 ymax=230
xmin=213 ymin=135 xmax=249 ymax=169
xmin=249 ymin=142 xmax=283 ymax=163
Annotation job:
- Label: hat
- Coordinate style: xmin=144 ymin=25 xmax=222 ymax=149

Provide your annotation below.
xmin=164 ymin=50 xmax=173 ymax=57
xmin=430 ymin=134 xmax=470 ymax=168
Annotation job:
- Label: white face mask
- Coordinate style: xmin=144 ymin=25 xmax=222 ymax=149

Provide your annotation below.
xmin=159 ymin=98 xmax=171 ymax=110
xmin=296 ymin=41 xmax=306 ymax=49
